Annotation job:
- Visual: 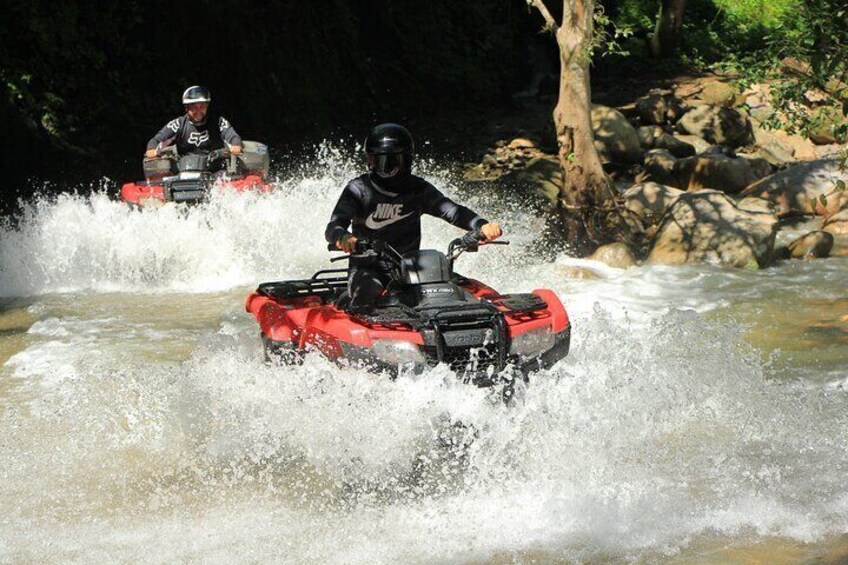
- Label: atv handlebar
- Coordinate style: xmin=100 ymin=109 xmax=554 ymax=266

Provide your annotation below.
xmin=159 ymin=145 xmax=178 ymax=158
xmin=144 ymin=145 xmax=178 ymax=161
xmin=457 ymin=229 xmax=509 ymax=248
xmin=327 ymin=230 xmax=507 ymax=263
xmin=207 ymin=148 xmax=231 ymax=164
xmin=145 ymin=146 xmax=228 ymax=163
xmin=326 ymin=239 xmax=382 ymax=253
xmin=327 ymin=238 xmax=391 ymax=262
xmin=448 ymin=230 xmax=508 ymax=261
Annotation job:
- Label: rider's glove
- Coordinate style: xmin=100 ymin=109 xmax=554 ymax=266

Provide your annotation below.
xmin=336 ymin=233 xmax=358 ymax=253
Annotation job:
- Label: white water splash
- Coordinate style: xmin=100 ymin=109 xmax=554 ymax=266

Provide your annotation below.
xmin=1 ymin=147 xmax=847 ymax=563
xmin=2 ymin=305 xmax=847 ymax=563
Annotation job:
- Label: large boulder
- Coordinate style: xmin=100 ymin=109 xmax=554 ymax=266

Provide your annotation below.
xmin=743 ymin=83 xmax=774 ymax=118
xmin=635 ymin=92 xmax=684 ymax=125
xmin=740 ymin=156 xmax=775 ymax=183
xmin=622 ymin=181 xmax=685 ymax=224
xmin=591 ymin=105 xmax=642 ymax=164
xmin=740 ymin=158 xmax=848 ymax=216
xmin=700 ymin=82 xmax=745 ymax=108
xmin=654 ymin=133 xmax=696 ymax=158
xmin=637 ymin=125 xmax=664 ymax=150
xmin=674 ymin=153 xmax=755 ymax=194
xmin=751 ymin=121 xmax=798 ymax=166
xmin=643 ymin=149 xmax=678 ymax=185
xmin=647 ymin=190 xmax=778 ymax=268
xmin=674 ymin=134 xmax=713 ymax=154
xmin=504 ymin=156 xmax=562 ymax=208
xmin=758 ymin=123 xmax=818 ymax=161
xmin=749 ymin=142 xmax=796 ymax=167
xmin=807 ymin=106 xmax=847 ymax=145
xmin=736 ymin=196 xmax=775 ymax=214
xmin=636 ymin=92 xmax=668 ymax=125
xmin=588 ymin=243 xmax=638 ymax=269
xmin=779 ymin=231 xmax=834 ymax=259
xmin=677 ymin=105 xmax=755 ymax=148
xmin=508 ymin=137 xmax=536 ymax=149
xmin=823 ymin=208 xmax=848 ymax=236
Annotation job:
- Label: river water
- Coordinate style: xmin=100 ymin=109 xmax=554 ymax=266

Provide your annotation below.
xmin=1 ymin=150 xmax=847 ymax=563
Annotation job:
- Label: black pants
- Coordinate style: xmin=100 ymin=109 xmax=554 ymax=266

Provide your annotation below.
xmin=348 ymin=263 xmax=393 ymax=309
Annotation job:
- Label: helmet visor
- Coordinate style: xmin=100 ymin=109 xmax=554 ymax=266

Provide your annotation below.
xmin=372 ymin=153 xmax=405 ymax=178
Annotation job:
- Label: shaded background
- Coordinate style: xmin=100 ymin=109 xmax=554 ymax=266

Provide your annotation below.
xmin=0 ymin=0 xmax=797 ymax=211
xmin=0 ymin=0 xmax=549 ymax=209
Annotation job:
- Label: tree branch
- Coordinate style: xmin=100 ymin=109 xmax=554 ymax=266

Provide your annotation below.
xmin=527 ymin=0 xmax=558 ymax=33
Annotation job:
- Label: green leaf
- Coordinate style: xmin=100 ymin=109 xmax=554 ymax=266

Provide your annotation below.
xmin=837 ymin=180 xmax=847 ymax=192
xmin=820 ymin=194 xmax=828 ymax=206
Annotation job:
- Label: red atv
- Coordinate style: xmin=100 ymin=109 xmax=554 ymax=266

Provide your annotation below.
xmin=120 ymin=141 xmax=272 ymax=207
xmin=245 ymin=231 xmax=571 ymax=386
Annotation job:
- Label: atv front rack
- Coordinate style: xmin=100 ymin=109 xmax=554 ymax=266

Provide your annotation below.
xmin=493 ymin=293 xmax=547 ymax=313
xmin=351 ymin=305 xmax=424 ymax=329
xmin=351 ymin=300 xmax=500 ymax=328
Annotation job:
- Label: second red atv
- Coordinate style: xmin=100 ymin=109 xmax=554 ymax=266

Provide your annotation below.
xmin=120 ymin=141 xmax=272 ymax=207
xmin=245 ymin=231 xmax=571 ymax=386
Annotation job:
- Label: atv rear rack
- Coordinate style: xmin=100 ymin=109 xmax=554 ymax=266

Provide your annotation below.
xmin=257 ymin=269 xmax=348 ymax=301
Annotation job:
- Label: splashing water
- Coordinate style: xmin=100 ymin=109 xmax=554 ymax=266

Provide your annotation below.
xmin=1 ymin=146 xmax=847 ymax=563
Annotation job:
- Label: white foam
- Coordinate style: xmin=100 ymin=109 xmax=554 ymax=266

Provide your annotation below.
xmin=1 ymin=147 xmax=847 ymax=562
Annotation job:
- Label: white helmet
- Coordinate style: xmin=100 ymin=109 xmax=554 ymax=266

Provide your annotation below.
xmin=182 ymin=85 xmax=211 ymax=105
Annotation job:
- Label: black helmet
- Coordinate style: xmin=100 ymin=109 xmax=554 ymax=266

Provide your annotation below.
xmin=364 ymin=123 xmax=414 ymax=179
xmin=182 ymin=85 xmax=211 ymax=105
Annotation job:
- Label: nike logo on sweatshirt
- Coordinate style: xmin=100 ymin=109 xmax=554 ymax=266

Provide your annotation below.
xmin=364 ymin=203 xmax=414 ymax=230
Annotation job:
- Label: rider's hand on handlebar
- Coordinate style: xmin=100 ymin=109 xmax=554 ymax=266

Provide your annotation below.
xmin=229 ymin=144 xmax=243 ymax=155
xmin=480 ymin=222 xmax=502 ymax=241
xmin=145 ymin=148 xmax=158 ymax=159
xmin=208 ymin=148 xmax=228 ymax=161
xmin=336 ymin=233 xmax=358 ymax=253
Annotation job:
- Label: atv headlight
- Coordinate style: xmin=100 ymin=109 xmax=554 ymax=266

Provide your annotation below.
xmin=509 ymin=326 xmax=555 ymax=359
xmin=372 ymin=339 xmax=426 ymax=366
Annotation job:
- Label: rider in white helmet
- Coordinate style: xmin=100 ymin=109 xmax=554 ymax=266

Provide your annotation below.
xmin=145 ymin=85 xmax=243 ymax=159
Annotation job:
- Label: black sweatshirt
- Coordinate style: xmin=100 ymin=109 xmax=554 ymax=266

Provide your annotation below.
xmin=146 ymin=114 xmax=242 ymax=155
xmin=325 ymin=173 xmax=487 ymax=255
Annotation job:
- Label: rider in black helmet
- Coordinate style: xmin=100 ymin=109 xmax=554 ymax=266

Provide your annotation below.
xmin=145 ymin=85 xmax=243 ymax=159
xmin=325 ymin=123 xmax=502 ymax=308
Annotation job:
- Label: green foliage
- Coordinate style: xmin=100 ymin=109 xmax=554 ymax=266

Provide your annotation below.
xmin=712 ymin=0 xmax=795 ymax=28
xmin=599 ymin=0 xmax=799 ymax=68
xmin=0 ymin=1 xmax=148 ymax=154
xmin=599 ymin=0 xmax=847 ymax=156
xmin=677 ymin=0 xmax=797 ymax=66
xmin=593 ymin=3 xmax=635 ymax=57
xmin=763 ymin=0 xmax=848 ymax=144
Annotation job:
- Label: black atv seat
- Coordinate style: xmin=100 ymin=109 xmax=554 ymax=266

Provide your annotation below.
xmin=401 ymin=250 xmax=452 ymax=284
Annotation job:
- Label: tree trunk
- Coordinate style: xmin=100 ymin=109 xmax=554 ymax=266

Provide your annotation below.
xmin=651 ymin=0 xmax=686 ymax=58
xmin=553 ymin=0 xmax=610 ymax=250
xmin=527 ymin=0 xmax=616 ymax=252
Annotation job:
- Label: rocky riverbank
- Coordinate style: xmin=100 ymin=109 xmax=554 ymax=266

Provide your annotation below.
xmin=463 ymin=74 xmax=848 ymax=270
